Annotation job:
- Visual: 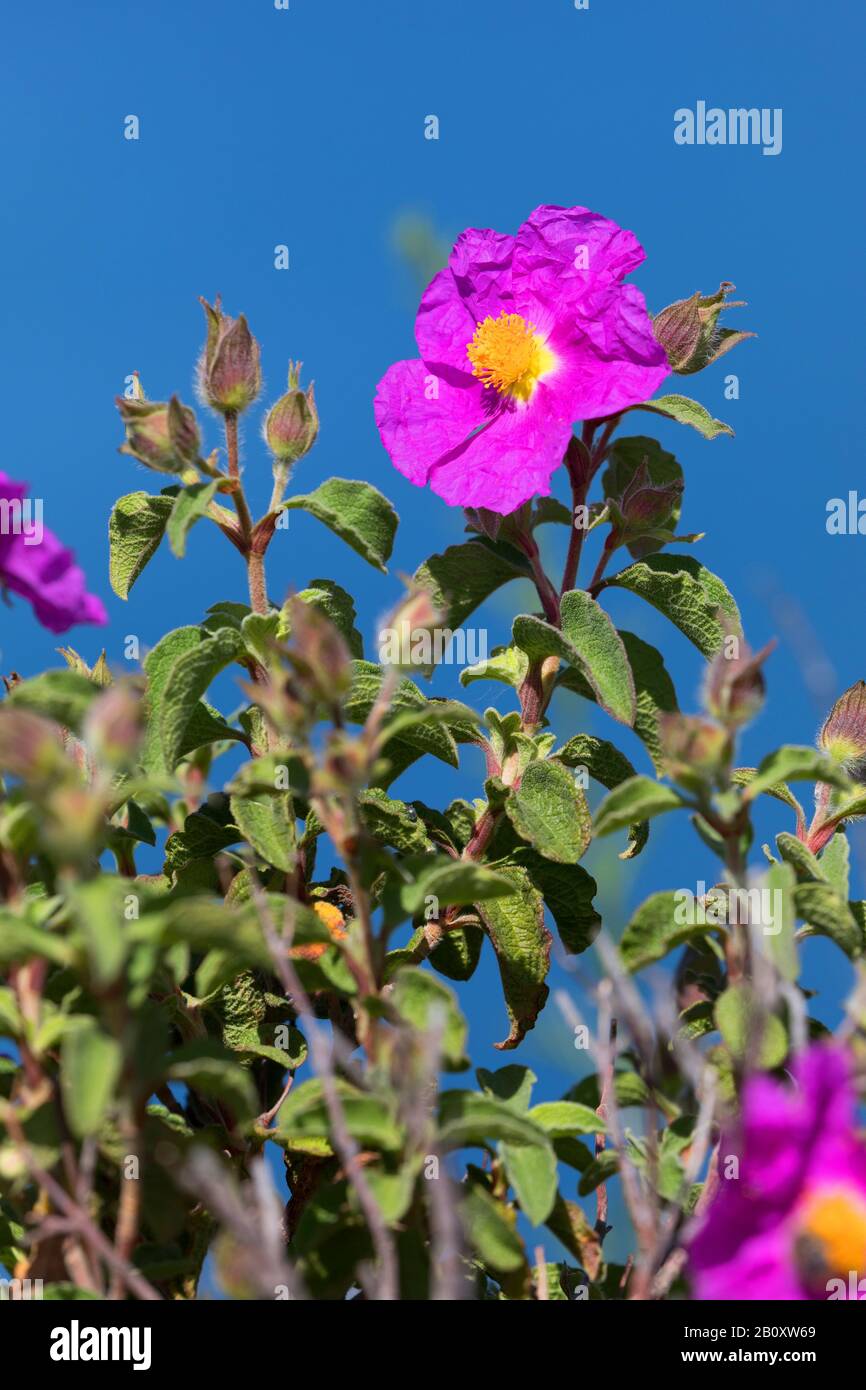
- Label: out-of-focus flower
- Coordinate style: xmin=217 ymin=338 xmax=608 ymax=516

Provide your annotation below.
xmin=290 ymin=900 xmax=347 ymax=962
xmin=688 ymin=1045 xmax=866 ymax=1299
xmin=116 ymin=395 xmax=201 ymax=473
xmin=375 ymin=205 xmax=669 ymax=515
xmin=0 ymin=472 xmax=106 ymax=634
xmin=198 ymin=296 xmax=262 ymax=415
xmin=264 ymin=362 xmax=319 ymax=464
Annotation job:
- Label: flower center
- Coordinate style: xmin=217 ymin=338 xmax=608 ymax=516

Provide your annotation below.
xmin=466 ymin=311 xmax=555 ymax=401
xmin=793 ymin=1186 xmax=866 ymax=1286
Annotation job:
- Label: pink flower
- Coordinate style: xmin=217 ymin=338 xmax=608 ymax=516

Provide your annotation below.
xmin=688 ymin=1045 xmax=866 ymax=1300
xmin=375 ymin=205 xmax=669 ymax=515
xmin=0 ymin=473 xmax=107 ymax=634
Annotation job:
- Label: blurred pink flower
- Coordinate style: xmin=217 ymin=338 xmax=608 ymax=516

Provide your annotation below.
xmin=375 ymin=204 xmax=669 ymax=515
xmin=688 ymin=1044 xmax=866 ymax=1300
xmin=0 ymin=472 xmax=107 ymax=634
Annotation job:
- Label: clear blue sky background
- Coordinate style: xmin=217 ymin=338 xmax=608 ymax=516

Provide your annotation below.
xmin=3 ymin=0 xmax=865 ymax=1272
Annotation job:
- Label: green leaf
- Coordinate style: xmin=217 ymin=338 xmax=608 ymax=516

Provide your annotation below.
xmin=358 ymin=789 xmax=434 ymax=854
xmin=527 ymin=1101 xmax=603 ymax=1137
xmin=345 ymin=661 xmax=460 ymax=783
xmin=744 ymin=747 xmax=850 ymax=802
xmin=715 ymin=985 xmax=788 ymax=1068
xmin=505 ymin=758 xmax=592 ymax=864
xmin=765 ymin=861 xmax=799 ymax=984
xmin=71 ymin=879 xmax=129 ymax=988
xmin=283 ymin=478 xmax=397 ymax=571
xmin=229 ymin=788 xmax=296 ymax=873
xmin=560 ymin=590 xmax=636 ymax=724
xmin=558 ymin=630 xmax=679 ymax=773
xmin=820 ymin=831 xmax=850 ymax=900
xmin=166 ymin=1040 xmax=258 ymax=1123
xmin=461 ymin=643 xmax=529 ymax=691
xmin=775 ymin=831 xmax=825 ymax=883
xmin=460 ymin=1186 xmax=525 ymax=1273
xmin=278 ymin=1078 xmax=402 ymax=1151
xmin=620 ymin=890 xmax=717 ymax=972
xmin=513 ymin=593 xmax=636 ymax=727
xmin=166 ymin=480 xmax=218 ymax=558
xmin=413 ymin=538 xmax=531 ymax=632
xmin=108 ymin=491 xmax=174 ymax=599
xmin=545 ymin=1196 xmax=601 ymax=1277
xmin=557 ymin=734 xmax=648 ymax=858
xmin=6 ymin=670 xmax=97 ymax=731
xmin=578 ymin=1148 xmax=620 ymax=1196
xmin=630 ymin=393 xmax=734 ymax=440
xmin=793 ymin=881 xmax=863 ymax=958
xmin=61 ymin=1021 xmax=122 ymax=1137
xmin=143 ymin=627 xmax=243 ymax=774
xmin=511 ymin=851 xmax=601 ymax=955
xmin=502 ymin=1139 xmax=557 ymax=1226
xmin=476 ymin=1064 xmax=536 ymax=1113
xmin=296 ymin=579 xmax=364 ymax=658
xmin=475 ymin=864 xmax=551 ymax=1050
xmin=391 ymin=967 xmax=468 ymax=1070
xmin=158 ymin=626 xmax=246 ymax=771
xmin=438 ymin=1090 xmax=552 ymax=1150
xmin=400 ymin=858 xmax=515 ymax=917
xmin=731 ymin=767 xmax=806 ymax=823
xmin=594 ymin=776 xmax=686 ymax=840
xmin=605 ymin=554 xmax=741 ymax=657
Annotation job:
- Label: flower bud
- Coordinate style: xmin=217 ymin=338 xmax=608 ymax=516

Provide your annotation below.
xmin=611 ymin=459 xmax=683 ymax=538
xmin=659 ymin=713 xmax=731 ymax=788
xmin=83 ymin=682 xmax=144 ymax=768
xmin=264 ymin=362 xmax=318 ymax=463
xmin=198 ymin=296 xmax=262 ymax=414
xmin=116 ymin=395 xmax=201 ymax=473
xmin=285 ymin=596 xmax=352 ymax=701
xmin=0 ymin=708 xmax=67 ymax=785
xmin=818 ymin=681 xmax=866 ymax=777
xmin=703 ymin=632 xmax=775 ymax=728
xmin=653 ymin=282 xmax=754 ymax=375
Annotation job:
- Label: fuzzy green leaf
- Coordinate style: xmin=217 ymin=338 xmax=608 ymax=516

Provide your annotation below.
xmin=605 ymin=554 xmax=741 ymax=657
xmin=283 ymin=478 xmax=397 ymax=571
xmin=505 ymin=758 xmax=592 ymax=864
xmin=108 ymin=491 xmax=174 ymax=599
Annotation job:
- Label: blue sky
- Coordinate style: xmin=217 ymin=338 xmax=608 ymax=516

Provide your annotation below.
xmin=3 ymin=0 xmax=865 ymax=1267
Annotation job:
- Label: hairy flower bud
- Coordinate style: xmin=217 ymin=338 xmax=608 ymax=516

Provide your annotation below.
xmin=703 ymin=632 xmax=775 ymax=728
xmin=116 ymin=395 xmax=201 ymax=473
xmin=653 ymin=282 xmax=754 ymax=375
xmin=612 ymin=459 xmax=684 ymax=538
xmin=818 ymin=681 xmax=866 ymax=778
xmin=264 ymin=362 xmax=319 ymax=464
xmin=198 ymin=296 xmax=262 ymax=414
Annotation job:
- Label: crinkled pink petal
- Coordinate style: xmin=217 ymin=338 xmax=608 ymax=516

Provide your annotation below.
xmin=425 ymin=382 xmax=572 ymax=512
xmin=374 ymin=357 xmax=570 ymax=513
xmin=415 ymin=268 xmax=476 ymax=378
xmin=542 ymin=328 xmax=669 ymax=423
xmin=512 ymin=204 xmax=646 ymax=313
xmin=448 ymin=227 xmax=515 ymax=322
xmin=374 ymin=357 xmax=486 ymax=487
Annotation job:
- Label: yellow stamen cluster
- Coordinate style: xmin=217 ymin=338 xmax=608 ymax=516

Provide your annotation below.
xmin=466 ymin=311 xmax=554 ymax=401
xmin=795 ymin=1186 xmax=866 ymax=1279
